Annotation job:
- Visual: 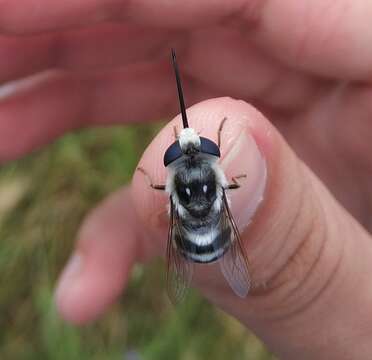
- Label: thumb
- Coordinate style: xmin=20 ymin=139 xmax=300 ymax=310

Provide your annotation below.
xmin=132 ymin=97 xmax=372 ymax=359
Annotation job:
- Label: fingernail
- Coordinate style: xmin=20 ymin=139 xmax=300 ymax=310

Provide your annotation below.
xmin=0 ymin=73 xmax=50 ymax=100
xmin=221 ymin=129 xmax=267 ymax=230
xmin=0 ymin=78 xmax=33 ymax=100
xmin=55 ymin=253 xmax=83 ymax=300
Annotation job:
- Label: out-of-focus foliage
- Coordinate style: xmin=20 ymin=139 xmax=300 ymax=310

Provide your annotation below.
xmin=0 ymin=125 xmax=275 ymax=360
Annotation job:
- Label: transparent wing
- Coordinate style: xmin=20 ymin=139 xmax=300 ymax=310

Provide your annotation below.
xmin=166 ymin=197 xmax=194 ymax=304
xmin=219 ymin=190 xmax=252 ymax=298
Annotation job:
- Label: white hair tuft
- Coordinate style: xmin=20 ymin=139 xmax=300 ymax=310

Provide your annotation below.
xmin=179 ymin=128 xmax=201 ymax=151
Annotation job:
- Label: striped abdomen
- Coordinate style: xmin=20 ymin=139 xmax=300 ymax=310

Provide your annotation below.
xmin=175 ymin=223 xmax=231 ymax=263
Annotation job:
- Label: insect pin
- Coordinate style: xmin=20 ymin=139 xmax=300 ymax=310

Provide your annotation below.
xmin=138 ymin=49 xmax=251 ymax=303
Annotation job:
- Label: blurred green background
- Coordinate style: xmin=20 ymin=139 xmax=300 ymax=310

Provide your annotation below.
xmin=0 ymin=125 xmax=275 ymax=360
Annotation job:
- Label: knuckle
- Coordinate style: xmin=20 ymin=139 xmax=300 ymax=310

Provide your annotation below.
xmin=293 ymin=0 xmax=350 ymax=67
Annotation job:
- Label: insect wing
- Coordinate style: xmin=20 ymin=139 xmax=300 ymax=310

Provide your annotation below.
xmin=166 ymin=197 xmax=194 ymax=304
xmin=219 ymin=190 xmax=252 ymax=298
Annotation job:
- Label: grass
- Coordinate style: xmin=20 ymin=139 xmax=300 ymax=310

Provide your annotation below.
xmin=0 ymin=125 xmax=275 ymax=360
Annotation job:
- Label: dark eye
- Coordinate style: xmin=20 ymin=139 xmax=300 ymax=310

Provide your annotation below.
xmin=203 ymin=185 xmax=208 ymax=193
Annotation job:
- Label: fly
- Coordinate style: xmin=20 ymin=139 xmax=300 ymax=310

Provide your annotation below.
xmin=137 ymin=49 xmax=251 ymax=303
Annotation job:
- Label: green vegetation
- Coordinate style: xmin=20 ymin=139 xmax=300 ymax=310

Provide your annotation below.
xmin=0 ymin=125 xmax=274 ymax=360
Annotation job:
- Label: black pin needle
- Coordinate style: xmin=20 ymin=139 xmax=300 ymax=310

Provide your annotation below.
xmin=171 ymin=49 xmax=189 ymax=129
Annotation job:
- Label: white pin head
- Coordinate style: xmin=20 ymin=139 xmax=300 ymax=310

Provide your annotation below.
xmin=179 ymin=128 xmax=201 ymax=153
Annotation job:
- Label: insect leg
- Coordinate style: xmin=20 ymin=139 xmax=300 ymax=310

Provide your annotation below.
xmin=217 ymin=116 xmax=228 ymax=149
xmin=227 ymin=174 xmax=247 ymax=190
xmin=137 ymin=167 xmax=166 ymax=190
xmin=173 ymin=126 xmax=179 ymax=140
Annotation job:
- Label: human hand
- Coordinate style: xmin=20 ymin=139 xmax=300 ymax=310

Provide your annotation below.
xmin=2 ymin=1 xmax=372 ymax=359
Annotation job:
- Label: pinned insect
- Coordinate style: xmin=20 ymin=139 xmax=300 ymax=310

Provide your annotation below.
xmin=138 ymin=49 xmax=251 ymax=303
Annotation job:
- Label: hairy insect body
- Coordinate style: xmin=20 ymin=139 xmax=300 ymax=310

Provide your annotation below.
xmin=166 ymin=150 xmax=230 ymax=263
xmin=174 ymin=217 xmax=231 ymax=263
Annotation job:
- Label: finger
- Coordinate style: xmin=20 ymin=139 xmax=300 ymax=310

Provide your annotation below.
xmin=0 ymin=0 xmax=241 ymax=33
xmin=132 ymin=97 xmax=372 ymax=359
xmin=245 ymin=0 xmax=372 ymax=80
xmin=55 ymin=188 xmax=142 ymax=325
xmin=0 ymin=39 xmax=324 ymax=164
xmin=186 ymin=27 xmax=328 ymax=111
xmin=1 ymin=26 xmax=324 ymax=114
xmin=55 ymin=97 xmax=263 ymax=325
xmin=1 ymin=1 xmax=372 ymax=81
xmin=0 ymin=61 xmax=177 ymax=162
xmin=0 ymin=23 xmax=171 ymax=83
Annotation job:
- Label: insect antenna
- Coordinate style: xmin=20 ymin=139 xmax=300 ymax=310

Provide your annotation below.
xmin=171 ymin=48 xmax=189 ymax=129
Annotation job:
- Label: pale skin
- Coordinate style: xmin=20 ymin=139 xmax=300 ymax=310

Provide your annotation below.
xmin=1 ymin=1 xmax=372 ymax=359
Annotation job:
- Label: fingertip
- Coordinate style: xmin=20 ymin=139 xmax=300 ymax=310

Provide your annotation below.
xmin=55 ymin=251 xmax=128 ymax=325
xmin=54 ymin=253 xmax=87 ymax=325
xmin=54 ymin=188 xmax=137 ymax=325
xmin=132 ymin=96 xmax=272 ymax=231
